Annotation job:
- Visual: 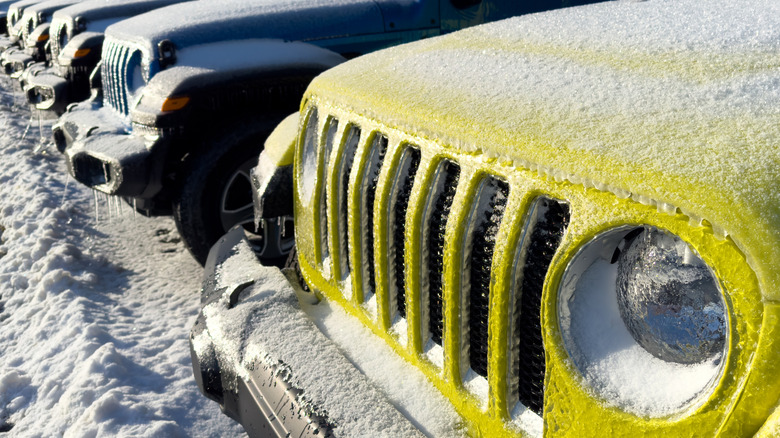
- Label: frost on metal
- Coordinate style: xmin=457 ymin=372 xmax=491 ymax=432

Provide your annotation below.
xmin=201 ymin=237 xmax=466 ymax=437
xmin=309 ymin=0 xmax=780 ymax=287
xmin=104 ymin=0 xmax=386 ymax=66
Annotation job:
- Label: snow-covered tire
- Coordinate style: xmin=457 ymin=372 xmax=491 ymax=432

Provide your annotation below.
xmin=173 ymin=118 xmax=291 ymax=265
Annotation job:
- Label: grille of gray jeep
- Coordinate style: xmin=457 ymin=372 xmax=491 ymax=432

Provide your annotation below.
xmin=49 ymin=21 xmax=67 ymax=61
xmin=21 ymin=16 xmax=36 ymax=46
xmin=305 ymin=108 xmax=571 ymax=420
xmin=102 ymin=39 xmax=134 ymax=116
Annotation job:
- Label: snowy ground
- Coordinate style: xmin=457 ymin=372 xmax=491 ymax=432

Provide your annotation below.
xmin=0 ymin=81 xmax=244 ymax=435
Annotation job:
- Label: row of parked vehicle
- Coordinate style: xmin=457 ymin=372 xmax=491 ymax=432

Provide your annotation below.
xmin=2 ymin=0 xmax=779 ymax=436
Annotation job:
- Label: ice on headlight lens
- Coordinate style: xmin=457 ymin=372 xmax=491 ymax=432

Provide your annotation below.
xmin=616 ymin=228 xmax=725 ymax=364
xmin=558 ymin=226 xmax=727 ymax=416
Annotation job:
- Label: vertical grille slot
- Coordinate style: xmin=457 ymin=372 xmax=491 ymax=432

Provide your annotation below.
xmin=424 ymin=161 xmax=460 ymax=346
xmin=387 ymin=146 xmax=420 ymax=319
xmin=466 ymin=177 xmax=509 ymax=378
xmin=318 ymin=117 xmax=339 ymax=264
xmin=50 ymin=22 xmax=66 ymax=60
xmin=103 ymin=40 xmax=120 ymax=112
xmin=512 ymin=198 xmax=570 ymax=416
xmin=359 ymin=134 xmax=388 ymax=300
xmin=103 ymin=40 xmax=132 ymax=115
xmin=336 ymin=126 xmax=361 ymax=279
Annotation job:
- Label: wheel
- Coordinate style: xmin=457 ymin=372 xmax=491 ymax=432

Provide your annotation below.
xmin=173 ymin=118 xmax=294 ymax=265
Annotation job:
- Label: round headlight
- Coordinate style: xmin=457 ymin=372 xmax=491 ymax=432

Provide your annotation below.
xmin=616 ymin=228 xmax=725 ymax=365
xmin=558 ymin=226 xmax=727 ymax=417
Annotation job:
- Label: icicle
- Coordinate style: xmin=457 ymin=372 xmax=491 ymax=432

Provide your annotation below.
xmin=37 ymin=111 xmax=44 ymax=146
xmin=94 ymin=190 xmax=100 ymax=223
xmin=102 ymin=162 xmax=110 ymax=186
xmin=105 ymin=193 xmax=112 ymax=223
xmin=132 ymin=198 xmax=137 ymax=221
xmin=60 ymin=173 xmax=71 ymax=206
xmin=20 ymin=113 xmax=34 ymax=142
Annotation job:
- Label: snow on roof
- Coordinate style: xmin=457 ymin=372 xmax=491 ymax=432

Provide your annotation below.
xmin=308 ymin=0 xmax=780 ymax=298
xmin=7 ymin=0 xmax=47 ymax=16
xmin=23 ymin=0 xmax=86 ymax=16
xmin=105 ymin=0 xmax=385 ymax=58
xmin=52 ymin=0 xmax=188 ymax=24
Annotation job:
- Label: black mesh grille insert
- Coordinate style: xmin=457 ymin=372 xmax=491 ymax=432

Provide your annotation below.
xmin=516 ymin=199 xmax=570 ymax=416
xmin=337 ymin=126 xmax=361 ymax=278
xmin=360 ymin=134 xmax=388 ymax=298
xmin=468 ymin=178 xmax=509 ymax=378
xmin=390 ymin=147 xmax=420 ymax=318
xmin=427 ymin=161 xmax=460 ymax=345
xmin=319 ymin=117 xmax=339 ymax=263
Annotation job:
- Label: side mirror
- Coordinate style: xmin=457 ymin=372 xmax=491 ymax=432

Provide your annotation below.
xmin=158 ymin=39 xmax=176 ymax=69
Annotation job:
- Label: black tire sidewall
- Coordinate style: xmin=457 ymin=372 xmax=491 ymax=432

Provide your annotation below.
xmin=173 ymin=119 xmax=277 ymax=264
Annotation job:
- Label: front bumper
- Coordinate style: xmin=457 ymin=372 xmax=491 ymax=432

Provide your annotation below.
xmin=52 ymin=101 xmax=166 ymax=199
xmin=191 ymin=227 xmax=459 ymax=437
xmin=1 ymin=47 xmax=33 ymax=77
xmin=23 ymin=64 xmax=70 ymax=114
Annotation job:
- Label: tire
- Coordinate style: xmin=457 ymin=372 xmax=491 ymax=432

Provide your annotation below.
xmin=173 ymin=118 xmax=294 ymax=265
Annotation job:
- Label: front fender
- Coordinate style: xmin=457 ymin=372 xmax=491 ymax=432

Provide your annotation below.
xmin=251 ymin=112 xmax=298 ymax=219
xmin=131 ymin=39 xmax=346 ymax=128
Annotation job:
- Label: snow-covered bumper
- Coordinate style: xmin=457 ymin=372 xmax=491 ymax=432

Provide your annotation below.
xmin=190 ymin=227 xmax=438 ymax=438
xmin=23 ymin=65 xmax=69 ymax=113
xmin=52 ymin=103 xmax=165 ymax=198
xmin=1 ymin=47 xmax=33 ymax=78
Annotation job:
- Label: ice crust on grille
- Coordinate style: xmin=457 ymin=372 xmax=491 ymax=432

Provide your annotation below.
xmin=310 ymin=0 xmax=780 ymax=297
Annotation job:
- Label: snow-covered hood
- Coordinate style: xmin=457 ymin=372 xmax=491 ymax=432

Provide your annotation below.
xmin=7 ymin=0 xmax=45 ymax=27
xmin=22 ymin=0 xmax=85 ymax=21
xmin=105 ymin=0 xmax=388 ymax=65
xmin=52 ymin=0 xmax=188 ymax=34
xmin=308 ymin=0 xmax=780 ymax=297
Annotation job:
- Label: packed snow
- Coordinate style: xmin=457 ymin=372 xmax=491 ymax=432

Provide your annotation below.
xmin=0 ymin=81 xmax=243 ymax=435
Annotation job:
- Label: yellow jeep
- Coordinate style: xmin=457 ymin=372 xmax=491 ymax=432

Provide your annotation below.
xmin=191 ymin=0 xmax=780 ymax=436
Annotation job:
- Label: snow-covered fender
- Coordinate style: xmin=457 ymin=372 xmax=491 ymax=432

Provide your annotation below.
xmin=251 ymin=112 xmax=298 ymax=220
xmin=131 ymin=39 xmax=346 ymax=137
xmin=127 ymin=39 xmax=345 ymax=184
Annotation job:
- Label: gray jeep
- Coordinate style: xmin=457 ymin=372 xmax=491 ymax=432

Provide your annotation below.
xmin=52 ymin=0 xmax=566 ymax=264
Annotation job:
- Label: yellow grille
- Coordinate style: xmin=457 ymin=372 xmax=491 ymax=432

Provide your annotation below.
xmin=293 ymin=100 xmax=771 ymax=437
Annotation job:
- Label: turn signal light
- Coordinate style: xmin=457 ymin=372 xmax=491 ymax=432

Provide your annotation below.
xmin=161 ymin=96 xmax=190 ymax=112
xmin=73 ymin=48 xmax=91 ymax=58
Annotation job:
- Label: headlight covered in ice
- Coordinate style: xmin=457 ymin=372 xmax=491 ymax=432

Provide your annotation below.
xmin=616 ymin=228 xmax=725 ymax=365
xmin=558 ymin=226 xmax=728 ymax=417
